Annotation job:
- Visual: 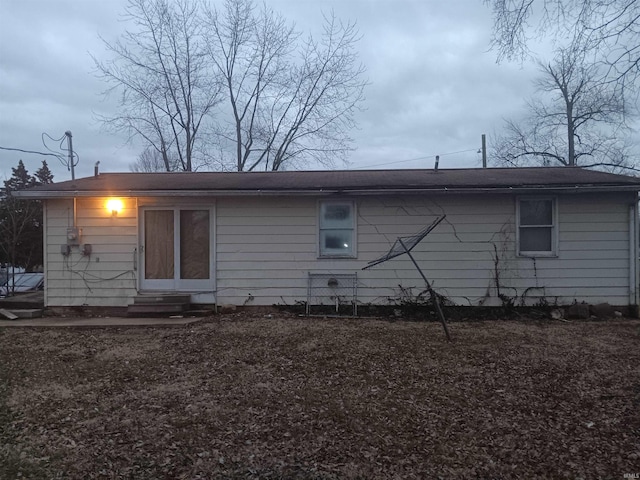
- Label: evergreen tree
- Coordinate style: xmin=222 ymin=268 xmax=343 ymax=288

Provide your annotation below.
xmin=34 ymin=161 xmax=54 ymax=186
xmin=4 ymin=160 xmax=35 ymax=192
xmin=0 ymin=160 xmax=53 ymax=275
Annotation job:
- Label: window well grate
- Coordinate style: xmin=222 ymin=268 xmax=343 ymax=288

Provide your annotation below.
xmin=306 ymin=272 xmax=357 ymax=316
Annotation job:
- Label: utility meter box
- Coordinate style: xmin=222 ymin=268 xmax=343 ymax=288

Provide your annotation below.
xmin=66 ymin=227 xmax=81 ymax=246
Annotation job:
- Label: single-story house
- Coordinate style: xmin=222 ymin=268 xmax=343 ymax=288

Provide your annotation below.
xmin=13 ymin=167 xmax=640 ymax=312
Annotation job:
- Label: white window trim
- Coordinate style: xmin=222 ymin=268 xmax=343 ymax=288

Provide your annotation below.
xmin=516 ymin=196 xmax=558 ymax=257
xmin=317 ymin=199 xmax=357 ymax=259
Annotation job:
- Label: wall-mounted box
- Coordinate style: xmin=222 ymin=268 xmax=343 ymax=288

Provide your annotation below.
xmin=67 ymin=227 xmax=81 ymax=246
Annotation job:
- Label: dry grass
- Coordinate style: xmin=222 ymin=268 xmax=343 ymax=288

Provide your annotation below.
xmin=1 ymin=315 xmax=639 ymax=479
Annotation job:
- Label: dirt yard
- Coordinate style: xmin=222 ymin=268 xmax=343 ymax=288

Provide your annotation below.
xmin=1 ymin=315 xmax=639 ymax=479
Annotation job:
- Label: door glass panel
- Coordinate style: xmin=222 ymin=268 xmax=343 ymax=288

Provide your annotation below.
xmin=180 ymin=210 xmax=210 ymax=279
xmin=145 ymin=210 xmax=174 ymax=279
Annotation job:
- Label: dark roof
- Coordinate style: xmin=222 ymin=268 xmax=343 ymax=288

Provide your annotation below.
xmin=14 ymin=167 xmax=640 ymax=198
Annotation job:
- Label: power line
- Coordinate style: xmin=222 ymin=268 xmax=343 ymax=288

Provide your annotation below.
xmin=0 ymin=146 xmax=65 ymax=158
xmin=42 ymin=132 xmax=80 ymax=169
xmin=1 ymin=130 xmax=81 ymax=179
xmin=353 ymin=148 xmax=479 ymax=169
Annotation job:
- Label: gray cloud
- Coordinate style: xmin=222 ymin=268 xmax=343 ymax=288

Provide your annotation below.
xmin=0 ymin=0 xmax=540 ymax=182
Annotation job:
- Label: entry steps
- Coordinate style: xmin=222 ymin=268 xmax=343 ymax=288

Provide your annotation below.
xmin=127 ymin=294 xmax=191 ymax=317
xmin=0 ymin=308 xmax=43 ymax=320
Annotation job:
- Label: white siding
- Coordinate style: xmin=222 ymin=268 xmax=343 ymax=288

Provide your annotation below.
xmin=44 ymin=198 xmax=138 ymax=307
xmin=43 ymin=191 xmax=636 ymax=308
xmin=216 ymin=197 xmax=316 ymax=306
xmin=215 ymin=193 xmax=636 ymax=307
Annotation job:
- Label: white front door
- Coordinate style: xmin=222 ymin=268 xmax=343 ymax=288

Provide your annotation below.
xmin=140 ymin=207 xmax=214 ymax=291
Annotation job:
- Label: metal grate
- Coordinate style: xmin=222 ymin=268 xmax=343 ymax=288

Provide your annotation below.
xmin=306 ymin=273 xmax=358 ymax=316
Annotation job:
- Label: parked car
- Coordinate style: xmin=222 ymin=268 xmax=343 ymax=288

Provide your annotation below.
xmin=0 ymin=272 xmax=44 ymax=296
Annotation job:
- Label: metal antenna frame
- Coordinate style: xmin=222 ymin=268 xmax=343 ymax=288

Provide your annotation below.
xmin=363 ymin=215 xmax=451 ymax=341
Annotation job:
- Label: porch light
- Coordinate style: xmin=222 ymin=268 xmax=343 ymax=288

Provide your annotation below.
xmin=106 ymin=198 xmax=123 ymax=216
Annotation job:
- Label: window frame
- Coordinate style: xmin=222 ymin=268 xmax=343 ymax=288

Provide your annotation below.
xmin=139 ymin=205 xmax=216 ymax=292
xmin=516 ymin=196 xmax=558 ymax=257
xmin=317 ymin=199 xmax=357 ymax=259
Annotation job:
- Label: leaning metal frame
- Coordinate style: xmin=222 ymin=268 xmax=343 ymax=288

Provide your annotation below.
xmin=306 ymin=272 xmax=358 ymax=316
xmin=363 ymin=215 xmax=451 ymax=341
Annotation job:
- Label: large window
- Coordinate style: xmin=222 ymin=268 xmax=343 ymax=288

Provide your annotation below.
xmin=517 ymin=197 xmax=557 ymax=256
xmin=319 ymin=201 xmax=355 ymax=257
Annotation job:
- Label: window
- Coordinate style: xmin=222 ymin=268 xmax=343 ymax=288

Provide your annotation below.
xmin=319 ymin=201 xmax=355 ymax=257
xmin=517 ymin=197 xmax=557 ymax=256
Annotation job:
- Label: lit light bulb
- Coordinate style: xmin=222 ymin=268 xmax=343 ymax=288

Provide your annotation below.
xmin=106 ymin=199 xmax=123 ymax=216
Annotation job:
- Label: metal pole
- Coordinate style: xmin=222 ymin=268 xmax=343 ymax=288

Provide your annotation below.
xmin=398 ymin=238 xmax=451 ymax=341
xmin=482 ymin=134 xmax=487 ymax=168
xmin=65 ymin=131 xmax=75 ymax=180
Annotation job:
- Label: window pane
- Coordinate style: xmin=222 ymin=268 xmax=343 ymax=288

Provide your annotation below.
xmin=180 ymin=210 xmax=210 ymax=279
xmin=320 ymin=230 xmax=353 ymax=255
xmin=520 ymin=227 xmax=552 ymax=252
xmin=145 ymin=210 xmax=174 ymax=279
xmin=520 ymin=200 xmax=552 ymax=225
xmin=321 ymin=203 xmax=353 ymax=228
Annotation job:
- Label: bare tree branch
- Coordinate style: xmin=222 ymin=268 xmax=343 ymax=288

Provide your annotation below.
xmin=205 ymin=1 xmax=366 ymax=171
xmin=492 ymin=44 xmax=637 ymax=172
xmin=486 ymin=0 xmax=639 ymax=111
xmin=96 ymin=0 xmax=366 ymax=173
xmin=94 ymin=0 xmax=222 ymax=171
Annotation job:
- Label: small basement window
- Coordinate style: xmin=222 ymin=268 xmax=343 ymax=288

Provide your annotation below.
xmin=319 ymin=201 xmax=355 ymax=257
xmin=517 ymin=197 xmax=557 ymax=256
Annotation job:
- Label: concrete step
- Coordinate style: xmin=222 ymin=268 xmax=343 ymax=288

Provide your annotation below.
xmin=133 ymin=294 xmax=191 ymax=305
xmin=0 ymin=308 xmax=43 ymax=319
xmin=184 ymin=309 xmax=214 ymax=317
xmin=127 ymin=303 xmax=188 ymax=317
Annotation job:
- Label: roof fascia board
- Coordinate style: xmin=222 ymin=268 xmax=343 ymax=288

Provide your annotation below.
xmin=11 ymin=184 xmax=640 ymax=199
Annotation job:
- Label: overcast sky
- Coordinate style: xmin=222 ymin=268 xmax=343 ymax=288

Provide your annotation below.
xmin=0 ymin=0 xmax=543 ymax=183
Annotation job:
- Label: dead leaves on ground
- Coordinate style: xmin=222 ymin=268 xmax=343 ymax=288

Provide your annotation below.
xmin=1 ymin=317 xmax=639 ymax=479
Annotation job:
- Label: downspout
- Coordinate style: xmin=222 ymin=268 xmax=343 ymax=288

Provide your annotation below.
xmin=43 ymin=201 xmax=48 ymax=308
xmin=629 ymin=201 xmax=639 ymax=315
xmin=135 ymin=197 xmax=140 ymax=294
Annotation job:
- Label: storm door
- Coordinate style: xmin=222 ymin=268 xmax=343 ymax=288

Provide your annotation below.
xmin=140 ymin=208 xmax=213 ymax=291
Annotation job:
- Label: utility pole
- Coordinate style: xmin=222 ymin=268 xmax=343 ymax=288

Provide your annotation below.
xmin=65 ymin=130 xmax=75 ymax=180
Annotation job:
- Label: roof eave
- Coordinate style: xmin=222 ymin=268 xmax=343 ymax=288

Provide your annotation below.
xmin=11 ymin=184 xmax=640 ymax=199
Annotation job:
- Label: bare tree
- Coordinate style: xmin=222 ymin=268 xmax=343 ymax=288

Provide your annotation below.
xmin=485 ymin=0 xmax=639 ymax=100
xmin=205 ymin=0 xmax=366 ymax=171
xmin=492 ymin=46 xmax=637 ymax=171
xmin=130 ymin=147 xmax=178 ymax=172
xmin=94 ymin=0 xmax=222 ymax=171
